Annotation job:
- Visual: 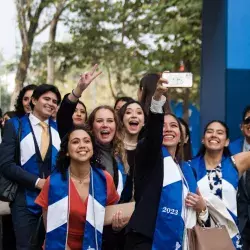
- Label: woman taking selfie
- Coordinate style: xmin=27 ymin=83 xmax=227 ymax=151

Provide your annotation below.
xmin=35 ymin=126 xmax=120 ymax=249
xmin=125 ymin=78 xmax=205 ymax=250
xmin=190 ymin=120 xmax=250 ymax=249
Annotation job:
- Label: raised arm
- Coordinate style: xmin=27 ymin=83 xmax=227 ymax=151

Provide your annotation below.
xmin=135 ymin=78 xmax=168 ymax=175
xmin=57 ymin=64 xmax=102 ymax=139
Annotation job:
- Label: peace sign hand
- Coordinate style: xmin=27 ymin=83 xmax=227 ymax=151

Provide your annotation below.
xmin=77 ymin=64 xmax=102 ymax=91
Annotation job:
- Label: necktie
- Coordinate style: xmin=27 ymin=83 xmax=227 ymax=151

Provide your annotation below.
xmin=39 ymin=122 xmax=49 ymax=160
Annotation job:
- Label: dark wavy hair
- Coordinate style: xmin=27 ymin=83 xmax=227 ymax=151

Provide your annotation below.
xmin=56 ymin=125 xmax=104 ymax=180
xmin=196 ymin=120 xmax=231 ymax=157
xmin=118 ymin=100 xmax=147 ymax=141
xmin=30 ymin=84 xmax=61 ymax=110
xmin=14 ymin=84 xmax=37 ymax=117
xmin=178 ymin=117 xmax=192 ymax=161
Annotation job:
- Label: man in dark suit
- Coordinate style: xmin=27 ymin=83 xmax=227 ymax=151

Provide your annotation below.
xmin=0 ymin=84 xmax=61 ymax=250
xmin=230 ymin=106 xmax=250 ymax=250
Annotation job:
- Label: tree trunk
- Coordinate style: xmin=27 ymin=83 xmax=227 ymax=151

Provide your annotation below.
xmin=106 ymin=65 xmax=116 ymax=100
xmin=47 ymin=19 xmax=57 ymax=85
xmin=47 ymin=2 xmax=67 ymax=84
xmin=10 ymin=44 xmax=31 ymax=109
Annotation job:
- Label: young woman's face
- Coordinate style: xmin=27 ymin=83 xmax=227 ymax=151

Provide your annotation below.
xmin=92 ymin=108 xmax=116 ymax=144
xmin=162 ymin=114 xmax=181 ymax=148
xmin=123 ymin=103 xmax=144 ymax=136
xmin=72 ymin=102 xmax=87 ymax=126
xmin=68 ymin=129 xmax=93 ymax=163
xmin=203 ymin=122 xmax=229 ymax=152
xmin=22 ymin=90 xmax=34 ymax=113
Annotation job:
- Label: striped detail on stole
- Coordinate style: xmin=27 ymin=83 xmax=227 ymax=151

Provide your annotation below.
xmin=20 ymin=117 xmax=60 ymax=168
xmin=152 ymin=147 xmax=197 ymax=250
xmin=116 ymin=158 xmax=127 ymax=196
xmin=11 ymin=115 xmax=60 ymax=214
xmin=46 ymin=167 xmax=107 ymax=250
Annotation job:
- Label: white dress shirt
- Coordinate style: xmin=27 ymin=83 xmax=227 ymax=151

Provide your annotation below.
xmin=243 ymin=139 xmax=250 ymax=152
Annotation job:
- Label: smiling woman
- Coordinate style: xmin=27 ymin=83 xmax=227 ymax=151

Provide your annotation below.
xmin=88 ymin=105 xmax=128 ymax=196
xmin=35 ymin=126 xmax=120 ymax=250
xmin=125 ymin=77 xmax=200 ymax=250
xmin=189 ymin=120 xmax=250 ymax=249
xmin=14 ymin=84 xmax=37 ymax=117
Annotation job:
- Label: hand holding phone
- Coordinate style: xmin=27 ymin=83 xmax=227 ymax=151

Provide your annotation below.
xmin=161 ymin=72 xmax=193 ymax=88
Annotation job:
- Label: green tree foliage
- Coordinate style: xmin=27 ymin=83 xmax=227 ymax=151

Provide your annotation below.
xmin=29 ymin=0 xmax=202 ymax=104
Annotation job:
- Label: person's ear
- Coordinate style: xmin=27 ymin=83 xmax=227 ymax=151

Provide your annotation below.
xmin=184 ymin=135 xmax=189 ymax=144
xmin=240 ymin=123 xmax=243 ymax=132
xmin=31 ymin=97 xmax=37 ymax=107
xmin=225 ymin=138 xmax=230 ymax=147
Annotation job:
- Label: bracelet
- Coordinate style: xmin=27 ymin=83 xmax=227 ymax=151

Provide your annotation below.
xmin=72 ymin=89 xmax=81 ymax=99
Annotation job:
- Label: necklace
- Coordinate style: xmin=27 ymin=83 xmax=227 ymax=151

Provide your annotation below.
xmin=70 ymin=171 xmax=90 ymax=184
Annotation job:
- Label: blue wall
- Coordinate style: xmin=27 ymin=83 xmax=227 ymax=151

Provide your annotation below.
xmin=201 ymin=0 xmax=250 ymax=140
xmin=226 ymin=0 xmax=250 ymax=140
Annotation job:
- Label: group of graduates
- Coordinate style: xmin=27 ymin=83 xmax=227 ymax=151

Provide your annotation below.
xmin=0 ymin=65 xmax=250 ymax=250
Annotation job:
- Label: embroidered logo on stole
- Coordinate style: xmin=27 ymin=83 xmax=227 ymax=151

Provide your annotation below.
xmin=152 ymin=147 xmax=188 ymax=250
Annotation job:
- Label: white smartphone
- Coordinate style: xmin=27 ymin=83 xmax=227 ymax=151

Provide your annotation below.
xmin=161 ymin=72 xmax=193 ymax=87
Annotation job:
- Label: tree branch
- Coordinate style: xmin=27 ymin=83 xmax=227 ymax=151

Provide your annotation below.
xmin=35 ymin=20 xmax=53 ymax=35
xmin=16 ymin=0 xmax=28 ymax=45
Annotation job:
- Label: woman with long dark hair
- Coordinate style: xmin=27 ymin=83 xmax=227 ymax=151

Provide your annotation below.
xmin=35 ymin=126 xmax=120 ymax=249
xmin=117 ymin=100 xmax=146 ymax=201
xmin=14 ymin=84 xmax=37 ymax=117
xmin=190 ymin=120 xmax=250 ymax=249
xmin=125 ymin=78 xmax=205 ymax=250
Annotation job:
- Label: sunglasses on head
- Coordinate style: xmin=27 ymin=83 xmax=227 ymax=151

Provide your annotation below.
xmin=243 ymin=117 xmax=250 ymax=125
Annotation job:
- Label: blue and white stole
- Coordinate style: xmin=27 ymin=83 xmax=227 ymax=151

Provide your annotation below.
xmin=45 ymin=167 xmax=107 ymax=250
xmin=116 ymin=158 xmax=127 ymax=196
xmin=11 ymin=115 xmax=60 ymax=214
xmin=191 ymin=156 xmax=241 ymax=249
xmin=152 ymin=147 xmax=197 ymax=250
